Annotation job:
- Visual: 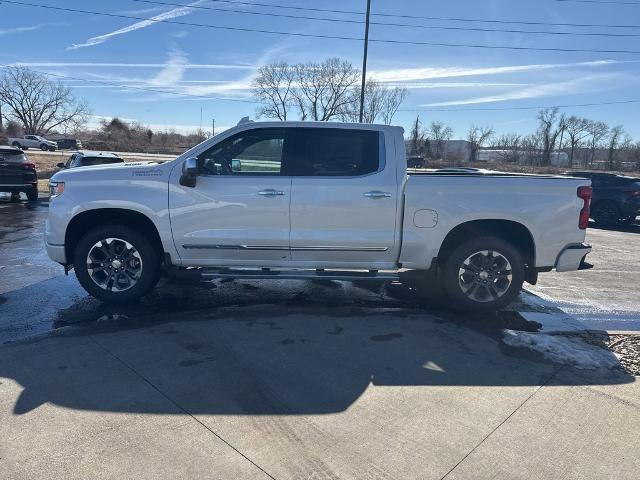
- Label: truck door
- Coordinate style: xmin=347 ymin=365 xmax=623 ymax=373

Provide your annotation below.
xmin=288 ymin=127 xmax=401 ymax=268
xmin=169 ymin=127 xmax=292 ymax=266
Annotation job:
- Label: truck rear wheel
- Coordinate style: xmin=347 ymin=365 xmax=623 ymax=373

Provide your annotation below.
xmin=591 ymin=200 xmax=620 ymax=227
xmin=73 ymin=225 xmax=161 ymax=303
xmin=441 ymin=236 xmax=524 ymax=312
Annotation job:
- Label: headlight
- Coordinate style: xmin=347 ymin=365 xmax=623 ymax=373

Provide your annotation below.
xmin=49 ymin=181 xmax=65 ymax=198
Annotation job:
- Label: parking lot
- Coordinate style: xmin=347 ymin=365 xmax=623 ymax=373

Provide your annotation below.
xmin=1 ymin=196 xmax=639 ymax=479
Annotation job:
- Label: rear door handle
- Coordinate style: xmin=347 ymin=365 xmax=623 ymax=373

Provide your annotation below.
xmin=364 ymin=191 xmax=392 ymax=199
xmin=258 ymin=189 xmax=285 ymax=197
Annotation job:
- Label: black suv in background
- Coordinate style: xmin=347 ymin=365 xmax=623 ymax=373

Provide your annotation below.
xmin=565 ymin=171 xmax=640 ymax=226
xmin=56 ymin=138 xmax=83 ymax=150
xmin=0 ymin=146 xmax=38 ymax=201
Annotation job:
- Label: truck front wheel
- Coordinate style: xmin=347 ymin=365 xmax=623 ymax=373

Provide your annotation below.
xmin=73 ymin=225 xmax=161 ymax=303
xmin=441 ymin=236 xmax=525 ymax=312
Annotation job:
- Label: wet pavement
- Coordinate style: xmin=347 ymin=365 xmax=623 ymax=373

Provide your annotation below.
xmin=0 ymin=193 xmax=639 ymax=343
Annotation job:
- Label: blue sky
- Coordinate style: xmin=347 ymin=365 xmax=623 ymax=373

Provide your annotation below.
xmin=2 ymin=0 xmax=640 ymax=139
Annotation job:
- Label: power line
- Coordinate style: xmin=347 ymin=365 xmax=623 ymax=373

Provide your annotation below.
xmin=555 ymin=0 xmax=640 ymax=5
xmin=0 ymin=64 xmax=258 ymax=104
xmin=399 ymin=99 xmax=640 ymax=112
xmin=5 ymin=1 xmax=640 ymax=54
xmin=129 ymin=0 xmax=640 ymax=38
xmin=203 ymin=0 xmax=640 ymax=29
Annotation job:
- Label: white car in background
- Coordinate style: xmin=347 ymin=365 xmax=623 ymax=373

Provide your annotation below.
xmin=9 ymin=135 xmax=57 ymax=151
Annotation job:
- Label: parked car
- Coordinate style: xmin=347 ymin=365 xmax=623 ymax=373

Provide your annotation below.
xmin=563 ymin=171 xmax=640 ymax=226
xmin=0 ymin=146 xmax=38 ymax=201
xmin=8 ymin=135 xmax=57 ymax=151
xmin=56 ymin=138 xmax=83 ymax=150
xmin=46 ymin=121 xmax=592 ymax=310
xmin=57 ymin=151 xmax=124 ymax=169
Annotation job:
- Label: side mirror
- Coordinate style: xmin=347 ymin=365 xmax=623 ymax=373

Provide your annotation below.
xmin=179 ymin=157 xmax=199 ymax=187
xmin=57 ymin=162 xmax=65 ymax=169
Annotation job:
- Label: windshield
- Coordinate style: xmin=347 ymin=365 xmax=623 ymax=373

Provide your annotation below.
xmin=81 ymin=157 xmax=124 ymax=166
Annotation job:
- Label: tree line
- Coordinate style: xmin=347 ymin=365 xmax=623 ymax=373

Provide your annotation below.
xmin=408 ymin=108 xmax=640 ymax=171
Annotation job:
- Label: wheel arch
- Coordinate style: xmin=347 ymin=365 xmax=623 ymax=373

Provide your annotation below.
xmin=437 ymin=219 xmax=536 ymax=282
xmin=65 ymin=208 xmax=164 ymax=266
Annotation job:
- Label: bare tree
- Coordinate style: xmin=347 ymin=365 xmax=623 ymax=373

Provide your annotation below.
xmin=340 ymin=79 xmax=405 ymax=124
xmin=564 ymin=116 xmax=590 ymax=168
xmin=408 ymin=116 xmax=424 ymax=156
xmin=585 ymin=120 xmax=609 ymax=167
xmin=380 ymin=85 xmax=408 ymax=125
xmin=491 ymin=133 xmax=522 ymax=163
xmin=0 ymin=66 xmax=90 ymax=134
xmin=252 ymin=62 xmax=295 ymax=121
xmin=536 ymin=108 xmax=566 ymax=166
xmin=606 ymin=125 xmax=626 ymax=170
xmin=466 ymin=125 xmax=494 ymax=162
xmin=425 ymin=121 xmax=453 ymax=160
xmin=293 ymin=58 xmax=360 ymax=121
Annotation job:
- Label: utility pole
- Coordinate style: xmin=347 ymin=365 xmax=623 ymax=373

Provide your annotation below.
xmin=199 ymin=106 xmax=203 ymax=131
xmin=212 ymin=118 xmax=215 ymax=137
xmin=358 ymin=0 xmax=372 ymax=123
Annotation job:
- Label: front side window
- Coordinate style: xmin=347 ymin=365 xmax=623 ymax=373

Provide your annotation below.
xmin=199 ymin=128 xmax=285 ymax=176
xmin=290 ymin=128 xmax=380 ymax=177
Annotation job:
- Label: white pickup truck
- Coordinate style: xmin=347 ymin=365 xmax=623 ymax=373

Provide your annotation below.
xmin=45 ymin=121 xmax=592 ymax=311
xmin=9 ymin=135 xmax=57 ymax=151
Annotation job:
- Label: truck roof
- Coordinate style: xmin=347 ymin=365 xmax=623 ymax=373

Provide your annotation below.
xmin=232 ymin=120 xmax=404 ymax=132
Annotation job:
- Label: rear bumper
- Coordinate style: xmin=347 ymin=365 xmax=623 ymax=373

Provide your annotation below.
xmin=555 ymin=243 xmax=592 ymax=272
xmin=0 ymin=182 xmax=37 ymax=192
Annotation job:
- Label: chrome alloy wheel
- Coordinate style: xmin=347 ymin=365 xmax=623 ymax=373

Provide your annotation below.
xmin=86 ymin=238 xmax=143 ymax=292
xmin=458 ymin=250 xmax=512 ymax=303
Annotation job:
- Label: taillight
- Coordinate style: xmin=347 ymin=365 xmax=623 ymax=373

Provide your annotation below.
xmin=577 ymin=186 xmax=592 ymax=230
xmin=22 ymin=162 xmax=36 ymax=170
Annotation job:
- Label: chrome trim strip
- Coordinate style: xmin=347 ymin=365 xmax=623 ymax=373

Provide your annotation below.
xmin=182 ymin=244 xmax=288 ymax=251
xmin=291 ymin=246 xmax=389 ymax=252
xmin=182 ymin=244 xmax=389 ymax=252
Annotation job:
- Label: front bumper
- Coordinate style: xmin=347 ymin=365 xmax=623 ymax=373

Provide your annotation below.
xmin=45 ymin=242 xmax=67 ymax=264
xmin=555 ymin=243 xmax=592 ymax=272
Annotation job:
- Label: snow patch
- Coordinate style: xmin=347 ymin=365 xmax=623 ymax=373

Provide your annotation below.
xmin=503 ymin=330 xmax=620 ymax=370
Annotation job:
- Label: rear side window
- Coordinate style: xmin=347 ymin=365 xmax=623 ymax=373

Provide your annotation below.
xmin=290 ymin=128 xmax=380 ymax=177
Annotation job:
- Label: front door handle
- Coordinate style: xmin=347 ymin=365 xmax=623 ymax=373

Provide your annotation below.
xmin=258 ymin=189 xmax=285 ymax=197
xmin=364 ymin=191 xmax=392 ymax=199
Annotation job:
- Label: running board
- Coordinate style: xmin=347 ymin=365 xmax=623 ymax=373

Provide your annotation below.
xmin=199 ymin=268 xmax=399 ymax=282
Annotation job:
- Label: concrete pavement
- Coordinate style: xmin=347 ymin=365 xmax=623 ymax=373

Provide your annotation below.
xmin=1 ymin=305 xmax=637 ymax=480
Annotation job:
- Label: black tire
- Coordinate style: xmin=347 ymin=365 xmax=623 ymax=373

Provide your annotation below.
xmin=48 ymin=146 xmax=56 ymax=151
xmin=591 ymin=200 xmax=620 ymax=227
xmin=441 ymin=236 xmax=525 ymax=312
xmin=26 ymin=187 xmax=38 ymax=202
xmin=10 ymin=192 xmax=21 ymax=202
xmin=12 ymin=142 xmax=22 ymax=149
xmin=73 ymin=225 xmax=161 ymax=303
xmin=40 ymin=144 xmax=48 ymax=151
